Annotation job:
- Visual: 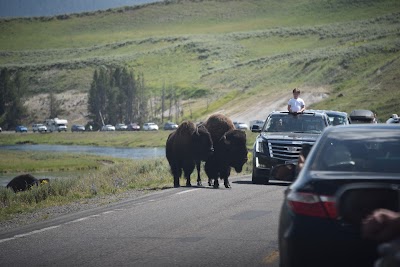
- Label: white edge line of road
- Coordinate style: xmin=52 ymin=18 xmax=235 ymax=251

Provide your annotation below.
xmin=0 ymin=225 xmax=60 ymax=244
xmin=175 ymin=188 xmax=200 ymax=195
xmin=0 ymin=188 xmax=202 ymax=244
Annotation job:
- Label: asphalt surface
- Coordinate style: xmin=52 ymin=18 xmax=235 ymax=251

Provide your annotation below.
xmin=0 ymin=175 xmax=288 ymax=266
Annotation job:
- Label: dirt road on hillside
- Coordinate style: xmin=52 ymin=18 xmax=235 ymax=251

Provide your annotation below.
xmin=216 ymin=90 xmax=330 ymax=125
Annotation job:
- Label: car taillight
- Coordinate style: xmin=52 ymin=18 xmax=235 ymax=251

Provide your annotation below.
xmin=287 ymin=191 xmax=337 ymax=219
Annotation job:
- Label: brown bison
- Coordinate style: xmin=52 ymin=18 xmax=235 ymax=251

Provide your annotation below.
xmin=204 ymin=114 xmax=248 ymax=188
xmin=6 ymin=174 xmax=50 ymax=192
xmin=166 ymin=121 xmax=214 ymax=187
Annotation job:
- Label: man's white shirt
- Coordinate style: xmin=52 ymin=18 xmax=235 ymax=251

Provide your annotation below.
xmin=288 ymin=97 xmax=305 ymax=112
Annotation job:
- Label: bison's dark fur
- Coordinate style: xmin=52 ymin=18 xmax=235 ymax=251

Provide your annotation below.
xmin=6 ymin=174 xmax=50 ymax=192
xmin=204 ymin=114 xmax=248 ymax=188
xmin=166 ymin=121 xmax=213 ymax=188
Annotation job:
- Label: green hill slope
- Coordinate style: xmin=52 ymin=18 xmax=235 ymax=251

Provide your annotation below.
xmin=1 ymin=0 xmax=399 ymax=122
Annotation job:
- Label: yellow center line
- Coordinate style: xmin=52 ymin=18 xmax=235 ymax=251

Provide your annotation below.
xmin=262 ymin=250 xmax=279 ymax=265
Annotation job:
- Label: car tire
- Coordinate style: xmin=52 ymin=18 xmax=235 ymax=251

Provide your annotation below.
xmin=252 ymin=167 xmax=268 ymax=184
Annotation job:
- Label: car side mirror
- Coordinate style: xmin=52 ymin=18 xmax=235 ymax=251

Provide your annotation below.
xmin=270 ymin=164 xmax=296 ymax=181
xmin=251 ymin=125 xmax=261 ymax=133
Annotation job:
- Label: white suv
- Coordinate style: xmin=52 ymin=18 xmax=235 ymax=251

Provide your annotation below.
xmin=32 ymin=123 xmax=47 ymax=133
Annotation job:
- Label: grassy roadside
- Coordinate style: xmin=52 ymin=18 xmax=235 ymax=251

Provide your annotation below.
xmin=0 ymin=158 xmax=170 ymax=221
xmin=0 ymin=129 xmax=256 ymax=221
xmin=0 ymin=155 xmax=253 ymax=222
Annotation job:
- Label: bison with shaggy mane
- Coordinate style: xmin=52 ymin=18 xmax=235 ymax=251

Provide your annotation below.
xmin=204 ymin=114 xmax=248 ymax=188
xmin=166 ymin=121 xmax=214 ymax=188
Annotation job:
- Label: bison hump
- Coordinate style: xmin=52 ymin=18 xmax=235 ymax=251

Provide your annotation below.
xmin=175 ymin=121 xmax=196 ymax=136
xmin=205 ymin=114 xmax=235 ymax=143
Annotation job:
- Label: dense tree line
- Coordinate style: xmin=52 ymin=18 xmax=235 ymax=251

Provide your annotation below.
xmin=88 ymin=66 xmax=190 ymax=129
xmin=88 ymin=67 xmax=149 ymax=129
xmin=0 ymin=69 xmax=27 ymax=130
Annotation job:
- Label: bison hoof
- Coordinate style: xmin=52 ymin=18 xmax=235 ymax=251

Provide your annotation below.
xmin=208 ymin=180 xmax=212 ymax=186
xmin=174 ymin=184 xmax=180 ymax=188
xmin=186 ymin=182 xmax=192 ymax=187
xmin=213 ymin=182 xmax=219 ymax=189
xmin=224 ymin=182 xmax=231 ymax=188
xmin=197 ymin=181 xmax=202 ymax=186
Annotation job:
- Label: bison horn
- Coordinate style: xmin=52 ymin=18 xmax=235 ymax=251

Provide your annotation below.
xmin=220 ymin=134 xmax=231 ymax=145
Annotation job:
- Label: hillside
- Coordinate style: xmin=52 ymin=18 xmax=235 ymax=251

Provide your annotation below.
xmin=0 ymin=0 xmax=399 ymax=125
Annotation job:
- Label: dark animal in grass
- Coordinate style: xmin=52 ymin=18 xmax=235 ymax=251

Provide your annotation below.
xmin=6 ymin=174 xmax=50 ymax=192
xmin=166 ymin=121 xmax=214 ymax=188
xmin=204 ymin=114 xmax=248 ymax=188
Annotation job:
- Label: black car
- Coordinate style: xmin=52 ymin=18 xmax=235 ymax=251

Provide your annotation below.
xmin=71 ymin=124 xmax=85 ymax=132
xmin=277 ymin=125 xmax=400 ymax=267
xmin=251 ymin=111 xmax=329 ymax=184
xmin=308 ymin=109 xmax=351 ymax=126
xmin=350 ymin=109 xmax=377 ymax=124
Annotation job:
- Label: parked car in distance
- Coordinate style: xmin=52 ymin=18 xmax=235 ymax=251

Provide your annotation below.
xmin=115 ymin=123 xmax=128 ymax=131
xmin=32 ymin=123 xmax=47 ymax=133
xmin=127 ymin=123 xmax=140 ymax=131
xmin=276 ymin=124 xmax=400 ymax=267
xmin=101 ymin=124 xmax=116 ymax=131
xmin=15 ymin=125 xmax=28 ymax=132
xmin=143 ymin=122 xmax=159 ymax=131
xmin=233 ymin=121 xmax=249 ymax=130
xmin=349 ymin=109 xmax=377 ymax=124
xmin=71 ymin=124 xmax=85 ymax=132
xmin=386 ymin=114 xmax=399 ymax=124
xmin=163 ymin=122 xmax=178 ymax=130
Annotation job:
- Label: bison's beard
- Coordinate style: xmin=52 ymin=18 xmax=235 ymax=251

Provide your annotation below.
xmin=234 ymin=165 xmax=243 ymax=173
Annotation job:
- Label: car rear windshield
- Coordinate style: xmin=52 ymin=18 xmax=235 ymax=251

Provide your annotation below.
xmin=311 ymin=130 xmax=400 ymax=173
xmin=327 ymin=114 xmax=347 ymax=126
xmin=263 ymin=114 xmax=326 ymax=133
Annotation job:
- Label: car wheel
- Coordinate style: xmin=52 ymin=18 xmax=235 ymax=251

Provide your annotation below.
xmin=252 ymin=166 xmax=268 ymax=184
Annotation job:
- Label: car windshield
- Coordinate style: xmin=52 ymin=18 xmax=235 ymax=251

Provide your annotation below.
xmin=311 ymin=129 xmax=400 ymax=173
xmin=263 ymin=114 xmax=325 ymax=133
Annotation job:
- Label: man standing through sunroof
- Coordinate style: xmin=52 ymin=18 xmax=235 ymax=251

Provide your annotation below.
xmin=287 ymin=88 xmax=305 ymax=113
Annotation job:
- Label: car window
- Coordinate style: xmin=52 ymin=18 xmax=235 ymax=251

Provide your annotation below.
xmin=263 ymin=115 xmax=326 ymax=133
xmin=328 ymin=114 xmax=347 ymax=125
xmin=311 ymin=130 xmax=400 ymax=173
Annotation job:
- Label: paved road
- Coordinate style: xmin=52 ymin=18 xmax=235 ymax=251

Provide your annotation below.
xmin=0 ymin=175 xmax=288 ymax=266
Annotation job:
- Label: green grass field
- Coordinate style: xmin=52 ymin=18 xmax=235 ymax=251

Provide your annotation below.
xmin=0 ymin=0 xmax=399 ymax=120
